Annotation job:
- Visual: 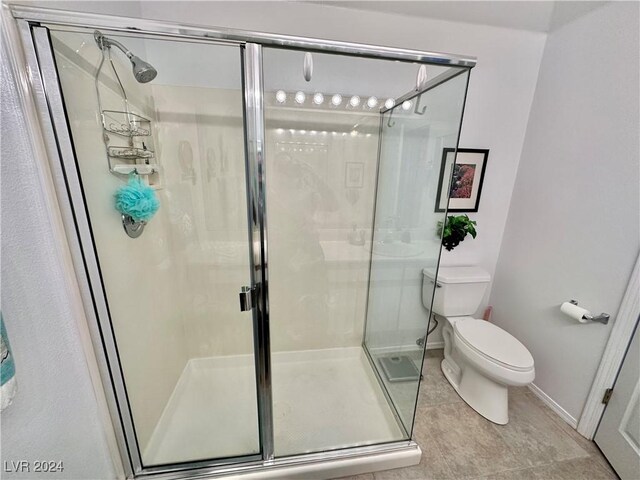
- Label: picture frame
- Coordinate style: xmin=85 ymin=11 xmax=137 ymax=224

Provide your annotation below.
xmin=435 ymin=148 xmax=489 ymax=212
xmin=345 ymin=162 xmax=364 ymax=188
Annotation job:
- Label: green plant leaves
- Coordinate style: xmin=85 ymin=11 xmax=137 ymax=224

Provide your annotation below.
xmin=439 ymin=214 xmax=477 ymax=251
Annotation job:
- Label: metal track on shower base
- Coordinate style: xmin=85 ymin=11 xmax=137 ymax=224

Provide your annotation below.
xmin=140 ymin=441 xmax=420 ymax=480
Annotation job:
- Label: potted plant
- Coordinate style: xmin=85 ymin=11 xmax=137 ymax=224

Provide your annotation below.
xmin=437 ymin=214 xmax=477 ymax=251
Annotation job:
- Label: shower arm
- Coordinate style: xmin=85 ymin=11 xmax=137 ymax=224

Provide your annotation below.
xmin=95 ymin=31 xmax=135 ymax=61
xmin=94 ymin=34 xmax=134 ymax=176
xmin=94 ymin=31 xmax=133 ymax=123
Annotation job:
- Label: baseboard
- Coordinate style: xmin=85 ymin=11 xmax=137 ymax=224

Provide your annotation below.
xmin=426 ymin=341 xmax=444 ymax=350
xmin=528 ymin=383 xmax=578 ymax=428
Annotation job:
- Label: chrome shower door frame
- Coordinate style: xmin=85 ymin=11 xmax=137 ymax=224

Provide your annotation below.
xmin=242 ymin=42 xmax=274 ymax=463
xmin=20 ymin=23 xmax=268 ymax=478
xmin=12 ymin=5 xmax=475 ymax=479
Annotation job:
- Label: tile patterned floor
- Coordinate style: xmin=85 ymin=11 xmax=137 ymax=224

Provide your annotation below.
xmin=335 ymin=349 xmax=618 ymax=480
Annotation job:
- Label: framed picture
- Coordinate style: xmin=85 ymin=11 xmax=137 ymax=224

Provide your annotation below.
xmin=345 ymin=162 xmax=364 ymax=188
xmin=435 ymin=148 xmax=489 ymax=212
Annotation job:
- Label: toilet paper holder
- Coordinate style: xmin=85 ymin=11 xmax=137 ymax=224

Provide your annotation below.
xmin=568 ymin=300 xmax=610 ymax=324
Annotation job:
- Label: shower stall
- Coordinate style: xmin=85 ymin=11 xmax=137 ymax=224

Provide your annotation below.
xmin=13 ymin=5 xmax=474 ymax=478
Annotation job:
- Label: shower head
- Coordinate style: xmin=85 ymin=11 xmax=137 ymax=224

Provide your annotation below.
xmin=129 ymin=55 xmax=157 ymax=83
xmin=94 ymin=30 xmax=157 ymax=83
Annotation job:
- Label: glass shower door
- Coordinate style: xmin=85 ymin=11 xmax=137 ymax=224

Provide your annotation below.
xmin=31 ymin=15 xmax=473 ymax=472
xmin=261 ymin=46 xmax=470 ymax=456
xmin=38 ymin=26 xmax=262 ymax=468
xmin=364 ymin=69 xmax=470 ymax=433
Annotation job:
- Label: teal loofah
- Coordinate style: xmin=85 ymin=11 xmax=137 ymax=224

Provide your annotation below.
xmin=114 ymin=173 xmax=159 ymax=222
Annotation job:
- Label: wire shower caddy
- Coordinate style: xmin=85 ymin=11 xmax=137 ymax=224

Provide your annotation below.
xmin=94 ymin=32 xmax=159 ymax=177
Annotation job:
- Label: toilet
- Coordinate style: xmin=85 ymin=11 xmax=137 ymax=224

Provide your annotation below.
xmin=422 ymin=266 xmax=534 ymax=424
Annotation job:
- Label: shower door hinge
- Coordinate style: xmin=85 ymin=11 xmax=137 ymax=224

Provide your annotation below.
xmin=602 ymin=388 xmax=614 ymax=405
xmin=239 ymin=286 xmax=256 ymax=312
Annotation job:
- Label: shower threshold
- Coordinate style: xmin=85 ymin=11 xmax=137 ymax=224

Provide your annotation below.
xmin=144 ymin=347 xmax=406 ymax=467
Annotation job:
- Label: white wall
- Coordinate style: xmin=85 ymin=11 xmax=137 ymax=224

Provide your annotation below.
xmin=0 ymin=39 xmax=116 ymax=480
xmin=490 ymin=2 xmax=640 ymax=423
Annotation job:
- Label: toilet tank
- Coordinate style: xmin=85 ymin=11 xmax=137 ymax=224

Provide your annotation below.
xmin=422 ymin=266 xmax=491 ymax=316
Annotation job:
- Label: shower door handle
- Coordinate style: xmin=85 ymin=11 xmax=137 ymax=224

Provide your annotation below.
xmin=239 ymin=286 xmax=255 ymax=312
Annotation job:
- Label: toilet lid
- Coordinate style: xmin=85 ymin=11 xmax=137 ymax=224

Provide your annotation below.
xmin=454 ymin=319 xmax=534 ymax=370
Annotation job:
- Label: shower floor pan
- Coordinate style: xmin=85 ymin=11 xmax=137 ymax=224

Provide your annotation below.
xmin=144 ymin=347 xmax=405 ymax=466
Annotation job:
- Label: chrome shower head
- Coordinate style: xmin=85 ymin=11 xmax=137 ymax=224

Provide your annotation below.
xmin=94 ymin=30 xmax=157 ymax=84
xmin=129 ymin=55 xmax=157 ymax=83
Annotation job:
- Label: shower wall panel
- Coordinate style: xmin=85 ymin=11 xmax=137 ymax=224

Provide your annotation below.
xmin=264 ymin=117 xmax=380 ymax=352
xmin=149 ymin=85 xmax=253 ymax=359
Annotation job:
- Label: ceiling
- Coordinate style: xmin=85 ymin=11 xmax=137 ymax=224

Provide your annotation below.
xmin=304 ymin=1 xmax=608 ymax=33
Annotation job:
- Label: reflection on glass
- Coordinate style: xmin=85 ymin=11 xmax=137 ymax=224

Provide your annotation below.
xmin=364 ymin=71 xmax=470 ymax=432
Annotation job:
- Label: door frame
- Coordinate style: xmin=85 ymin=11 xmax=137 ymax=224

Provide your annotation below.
xmin=242 ymin=42 xmax=274 ymax=462
xmin=9 ymin=4 xmax=475 ymax=478
xmin=578 ymin=251 xmax=640 ymax=439
xmin=9 ymin=4 xmax=476 ymax=67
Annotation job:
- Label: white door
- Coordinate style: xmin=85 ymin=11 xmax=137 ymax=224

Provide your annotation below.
xmin=594 ymin=320 xmax=640 ymax=479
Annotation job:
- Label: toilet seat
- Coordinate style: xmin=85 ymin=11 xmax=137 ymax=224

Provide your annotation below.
xmin=454 ymin=319 xmax=534 ymax=372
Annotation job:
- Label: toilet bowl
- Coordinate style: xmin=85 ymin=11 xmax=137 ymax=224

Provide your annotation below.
xmin=423 ymin=266 xmax=535 ymax=424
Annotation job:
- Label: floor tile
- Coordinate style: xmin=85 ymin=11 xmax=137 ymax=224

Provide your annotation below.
xmin=332 ymin=474 xmax=374 ymax=480
xmin=334 ymin=348 xmax=617 ymax=480
xmin=416 ymin=371 xmax=463 ymax=408
xmin=374 ymin=433 xmax=453 ymax=480
xmin=422 ymin=354 xmax=443 ymax=376
xmin=524 ymin=391 xmax=618 ymax=476
xmin=534 ymin=457 xmax=618 ymax=479
xmin=415 ymin=402 xmax=526 ymax=478
xmin=491 ymin=392 xmax=589 ymax=467
xmin=477 ymin=457 xmax=618 ymax=480
xmin=425 ymin=348 xmax=444 ymax=358
xmin=508 ymin=385 xmax=530 ymax=397
xmin=416 ymin=349 xmax=461 ymax=408
xmin=475 ymin=466 xmax=539 ymax=480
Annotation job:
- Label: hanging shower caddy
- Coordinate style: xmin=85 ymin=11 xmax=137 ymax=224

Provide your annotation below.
xmin=96 ymin=92 xmax=159 ymax=178
xmin=94 ymin=31 xmax=161 ymax=237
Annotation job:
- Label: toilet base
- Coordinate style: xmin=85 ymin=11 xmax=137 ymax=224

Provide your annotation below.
xmin=441 ymin=357 xmax=461 ymax=389
xmin=441 ymin=359 xmax=509 ymax=425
